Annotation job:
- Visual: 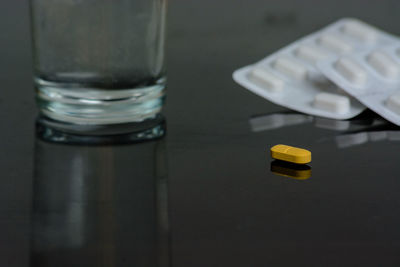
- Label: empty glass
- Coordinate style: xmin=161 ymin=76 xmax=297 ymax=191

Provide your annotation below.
xmin=30 ymin=0 xmax=167 ymax=124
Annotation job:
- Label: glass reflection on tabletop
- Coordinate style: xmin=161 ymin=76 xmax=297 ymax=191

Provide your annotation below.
xmin=31 ymin=118 xmax=170 ymax=267
xmin=270 ymin=160 xmax=312 ymax=180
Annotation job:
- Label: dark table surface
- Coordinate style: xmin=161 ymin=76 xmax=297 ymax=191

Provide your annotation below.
xmin=2 ymin=0 xmax=400 ymax=266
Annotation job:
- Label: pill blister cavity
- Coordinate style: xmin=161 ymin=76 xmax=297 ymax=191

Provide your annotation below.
xmin=367 ymin=51 xmax=400 ymax=79
xmin=386 ymin=93 xmax=400 ymax=115
xmin=273 ymin=57 xmax=308 ymax=81
xmin=341 ymin=20 xmax=377 ymax=42
xmin=313 ymin=92 xmax=350 ymax=114
xmin=295 ymin=45 xmax=329 ymax=64
xmin=249 ymin=67 xmax=284 ymax=92
xmin=318 ymin=34 xmax=353 ymax=54
xmin=335 ymin=57 xmax=367 ymax=86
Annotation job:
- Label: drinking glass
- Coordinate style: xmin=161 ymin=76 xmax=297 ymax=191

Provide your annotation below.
xmin=30 ymin=0 xmax=167 ymax=124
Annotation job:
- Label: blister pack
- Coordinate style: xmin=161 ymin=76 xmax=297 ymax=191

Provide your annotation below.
xmin=233 ymin=18 xmax=398 ymax=119
xmin=319 ymin=43 xmax=400 ymax=126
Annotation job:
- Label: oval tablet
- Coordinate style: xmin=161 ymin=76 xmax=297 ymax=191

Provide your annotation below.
xmin=367 ymin=51 xmax=399 ymax=79
xmin=335 ymin=57 xmax=367 ymax=86
xmin=313 ymin=92 xmax=350 ymax=114
xmin=273 ymin=57 xmax=308 ymax=81
xmin=341 ymin=20 xmax=377 ymax=42
xmin=318 ymin=34 xmax=353 ymax=54
xmin=386 ymin=93 xmax=400 ymax=115
xmin=270 ymin=144 xmax=311 ymax=164
xmin=295 ymin=45 xmax=329 ymax=64
xmin=249 ymin=67 xmax=285 ymax=92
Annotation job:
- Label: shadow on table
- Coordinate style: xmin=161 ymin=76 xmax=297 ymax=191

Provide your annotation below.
xmin=30 ymin=117 xmax=170 ymax=267
xmin=270 ymin=160 xmax=312 ymax=181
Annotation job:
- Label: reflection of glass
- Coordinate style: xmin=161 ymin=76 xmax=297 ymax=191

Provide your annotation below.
xmin=270 ymin=160 xmax=311 ymax=180
xmin=31 ymin=130 xmax=169 ymax=266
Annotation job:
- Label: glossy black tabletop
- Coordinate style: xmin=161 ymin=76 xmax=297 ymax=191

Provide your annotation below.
xmin=2 ymin=1 xmax=400 ymax=266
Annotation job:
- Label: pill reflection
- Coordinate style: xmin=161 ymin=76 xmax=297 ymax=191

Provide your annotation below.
xmin=336 ymin=132 xmax=369 ymax=148
xmin=335 ymin=130 xmax=400 ymax=148
xmin=314 ymin=117 xmax=350 ymax=131
xmin=270 ymin=160 xmax=312 ymax=180
xmin=249 ymin=110 xmax=384 ymax=133
xmin=249 ymin=112 xmax=313 ymax=132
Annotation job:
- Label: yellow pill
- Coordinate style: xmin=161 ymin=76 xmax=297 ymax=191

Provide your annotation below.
xmin=270 ymin=144 xmax=311 ymax=164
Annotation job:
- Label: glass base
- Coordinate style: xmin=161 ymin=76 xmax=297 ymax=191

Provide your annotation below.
xmin=36 ymin=114 xmax=166 ymax=145
xmin=35 ymin=78 xmax=166 ymax=125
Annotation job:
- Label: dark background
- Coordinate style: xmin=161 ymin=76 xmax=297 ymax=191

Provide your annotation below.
xmin=2 ymin=0 xmax=400 ymax=266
